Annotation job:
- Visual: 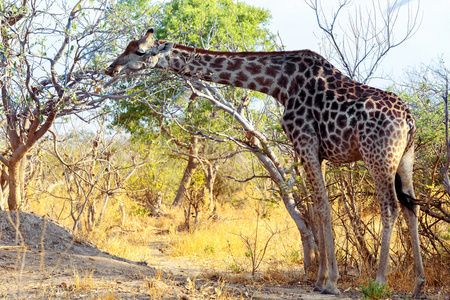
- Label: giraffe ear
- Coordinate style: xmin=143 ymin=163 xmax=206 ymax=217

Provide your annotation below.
xmin=158 ymin=42 xmax=174 ymax=54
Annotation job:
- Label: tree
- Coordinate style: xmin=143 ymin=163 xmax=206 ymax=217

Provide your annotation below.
xmin=46 ymin=119 xmax=144 ymax=232
xmin=108 ymin=0 xmax=276 ymax=207
xmin=397 ymin=59 xmax=450 ymax=224
xmin=155 ymin=0 xmax=274 ymax=51
xmin=0 ymin=0 xmax=162 ymax=210
xmin=306 ymin=0 xmax=420 ymax=84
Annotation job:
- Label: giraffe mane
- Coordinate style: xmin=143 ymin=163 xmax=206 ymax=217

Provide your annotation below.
xmin=159 ymin=41 xmax=322 ymax=58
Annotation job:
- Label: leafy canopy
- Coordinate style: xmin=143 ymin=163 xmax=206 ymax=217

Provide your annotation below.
xmin=156 ymin=0 xmax=274 ymax=51
xmin=109 ymin=0 xmax=276 ymax=141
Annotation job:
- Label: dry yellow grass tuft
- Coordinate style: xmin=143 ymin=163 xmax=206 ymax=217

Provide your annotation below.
xmin=72 ymin=268 xmax=96 ymax=290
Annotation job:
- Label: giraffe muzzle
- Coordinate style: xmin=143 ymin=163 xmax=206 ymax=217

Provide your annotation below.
xmin=105 ymin=65 xmax=121 ymax=77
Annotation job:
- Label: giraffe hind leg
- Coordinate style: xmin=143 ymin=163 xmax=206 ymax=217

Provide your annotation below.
xmin=396 ymin=146 xmax=425 ymax=297
xmin=361 ymin=153 xmax=401 ymax=286
xmin=374 ymin=177 xmax=399 ymax=286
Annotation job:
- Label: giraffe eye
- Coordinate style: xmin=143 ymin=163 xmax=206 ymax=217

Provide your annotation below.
xmin=135 ymin=50 xmax=146 ymax=56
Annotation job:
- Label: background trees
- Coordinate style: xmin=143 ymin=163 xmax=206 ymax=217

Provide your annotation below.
xmin=0 ymin=0 xmax=142 ymax=210
xmin=107 ymin=0 xmax=275 ymax=208
xmin=1 ymin=0 xmax=449 ymax=293
xmin=394 ymin=60 xmax=450 ymax=256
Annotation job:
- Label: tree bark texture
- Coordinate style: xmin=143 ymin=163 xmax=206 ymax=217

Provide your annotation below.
xmin=172 ymin=136 xmax=199 ymax=207
xmin=7 ymin=162 xmax=21 ymax=211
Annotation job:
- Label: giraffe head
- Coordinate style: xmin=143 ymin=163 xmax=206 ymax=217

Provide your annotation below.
xmin=105 ymin=28 xmax=174 ymax=77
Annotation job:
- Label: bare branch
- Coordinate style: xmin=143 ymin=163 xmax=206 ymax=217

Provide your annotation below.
xmin=223 ymin=174 xmax=270 ymax=183
xmin=306 ymin=0 xmax=421 ymax=83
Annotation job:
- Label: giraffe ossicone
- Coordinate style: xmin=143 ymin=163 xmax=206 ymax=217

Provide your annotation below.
xmin=106 ymin=28 xmax=425 ymax=297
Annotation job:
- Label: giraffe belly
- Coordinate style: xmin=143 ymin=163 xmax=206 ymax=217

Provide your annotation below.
xmin=319 ymin=134 xmax=363 ymax=163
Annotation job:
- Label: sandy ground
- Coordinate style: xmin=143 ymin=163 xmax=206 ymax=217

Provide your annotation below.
xmin=0 ymin=211 xmax=415 ymax=299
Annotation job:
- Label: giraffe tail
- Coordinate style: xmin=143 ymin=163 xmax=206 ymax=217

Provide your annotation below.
xmin=395 ymin=173 xmax=420 ymax=212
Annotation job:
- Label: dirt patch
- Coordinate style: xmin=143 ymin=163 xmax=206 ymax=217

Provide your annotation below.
xmin=0 ymin=211 xmax=428 ymax=299
xmin=0 ymin=211 xmax=160 ymax=298
xmin=0 ymin=211 xmax=101 ymax=255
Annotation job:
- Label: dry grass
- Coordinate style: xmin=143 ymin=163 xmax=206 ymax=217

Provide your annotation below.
xmin=165 ymin=201 xmax=303 ymax=276
xmin=25 ymin=186 xmax=450 ymax=299
xmin=71 ymin=268 xmax=96 ymax=290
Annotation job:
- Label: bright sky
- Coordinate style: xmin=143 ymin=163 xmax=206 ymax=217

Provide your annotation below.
xmin=242 ymin=0 xmax=450 ymax=89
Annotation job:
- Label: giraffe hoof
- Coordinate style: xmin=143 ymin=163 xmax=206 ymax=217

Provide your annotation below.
xmin=411 ymin=290 xmax=426 ymax=299
xmin=412 ymin=276 xmax=426 ymax=298
xmin=313 ymin=286 xmax=323 ymax=292
xmin=321 ymin=288 xmax=340 ymax=295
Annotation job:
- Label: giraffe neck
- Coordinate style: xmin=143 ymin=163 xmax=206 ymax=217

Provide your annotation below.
xmin=156 ymin=44 xmax=339 ymax=106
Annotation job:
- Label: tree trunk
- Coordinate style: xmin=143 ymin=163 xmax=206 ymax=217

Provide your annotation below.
xmin=0 ymin=166 xmax=8 ymax=210
xmin=19 ymin=156 xmax=27 ymax=201
xmin=184 ymin=203 xmax=191 ymax=231
xmin=96 ymin=191 xmax=110 ymax=227
xmin=3 ymin=109 xmax=56 ymax=211
xmin=172 ymin=136 xmax=199 ymax=207
xmin=255 ymin=151 xmax=319 ymax=277
xmin=0 ymin=184 xmax=3 ymax=210
xmin=8 ymin=161 xmax=22 ymax=211
xmin=96 ymin=155 xmax=112 ymax=227
xmin=0 ymin=181 xmax=4 ymax=211
xmin=205 ymin=162 xmax=219 ymax=215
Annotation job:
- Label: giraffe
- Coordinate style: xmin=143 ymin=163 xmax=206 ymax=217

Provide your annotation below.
xmin=106 ymin=29 xmax=425 ymax=297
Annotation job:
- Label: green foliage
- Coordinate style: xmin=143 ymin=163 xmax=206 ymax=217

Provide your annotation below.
xmin=157 ymin=0 xmax=274 ymax=51
xmin=126 ymin=143 xmax=183 ymax=207
xmin=444 ymin=227 xmax=450 ymax=241
xmin=203 ymin=244 xmax=215 ymax=255
xmin=106 ymin=98 xmax=163 ymax=142
xmin=130 ymin=206 xmax=152 ymax=216
xmin=108 ymin=0 xmax=276 ymax=140
xmin=360 ymin=279 xmax=392 ymax=300
xmin=229 ymin=262 xmax=245 ymax=273
xmin=285 ymin=249 xmax=301 ymax=264
xmin=191 ymin=168 xmax=206 ymax=190
xmin=400 ymin=91 xmax=446 ymax=146
xmin=244 ymin=248 xmax=253 ymax=258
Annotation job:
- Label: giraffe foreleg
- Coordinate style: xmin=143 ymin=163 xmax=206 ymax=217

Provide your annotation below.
xmin=303 ymin=159 xmax=340 ymax=295
xmin=316 ymin=204 xmax=340 ymax=295
xmin=313 ymin=218 xmax=328 ymax=292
